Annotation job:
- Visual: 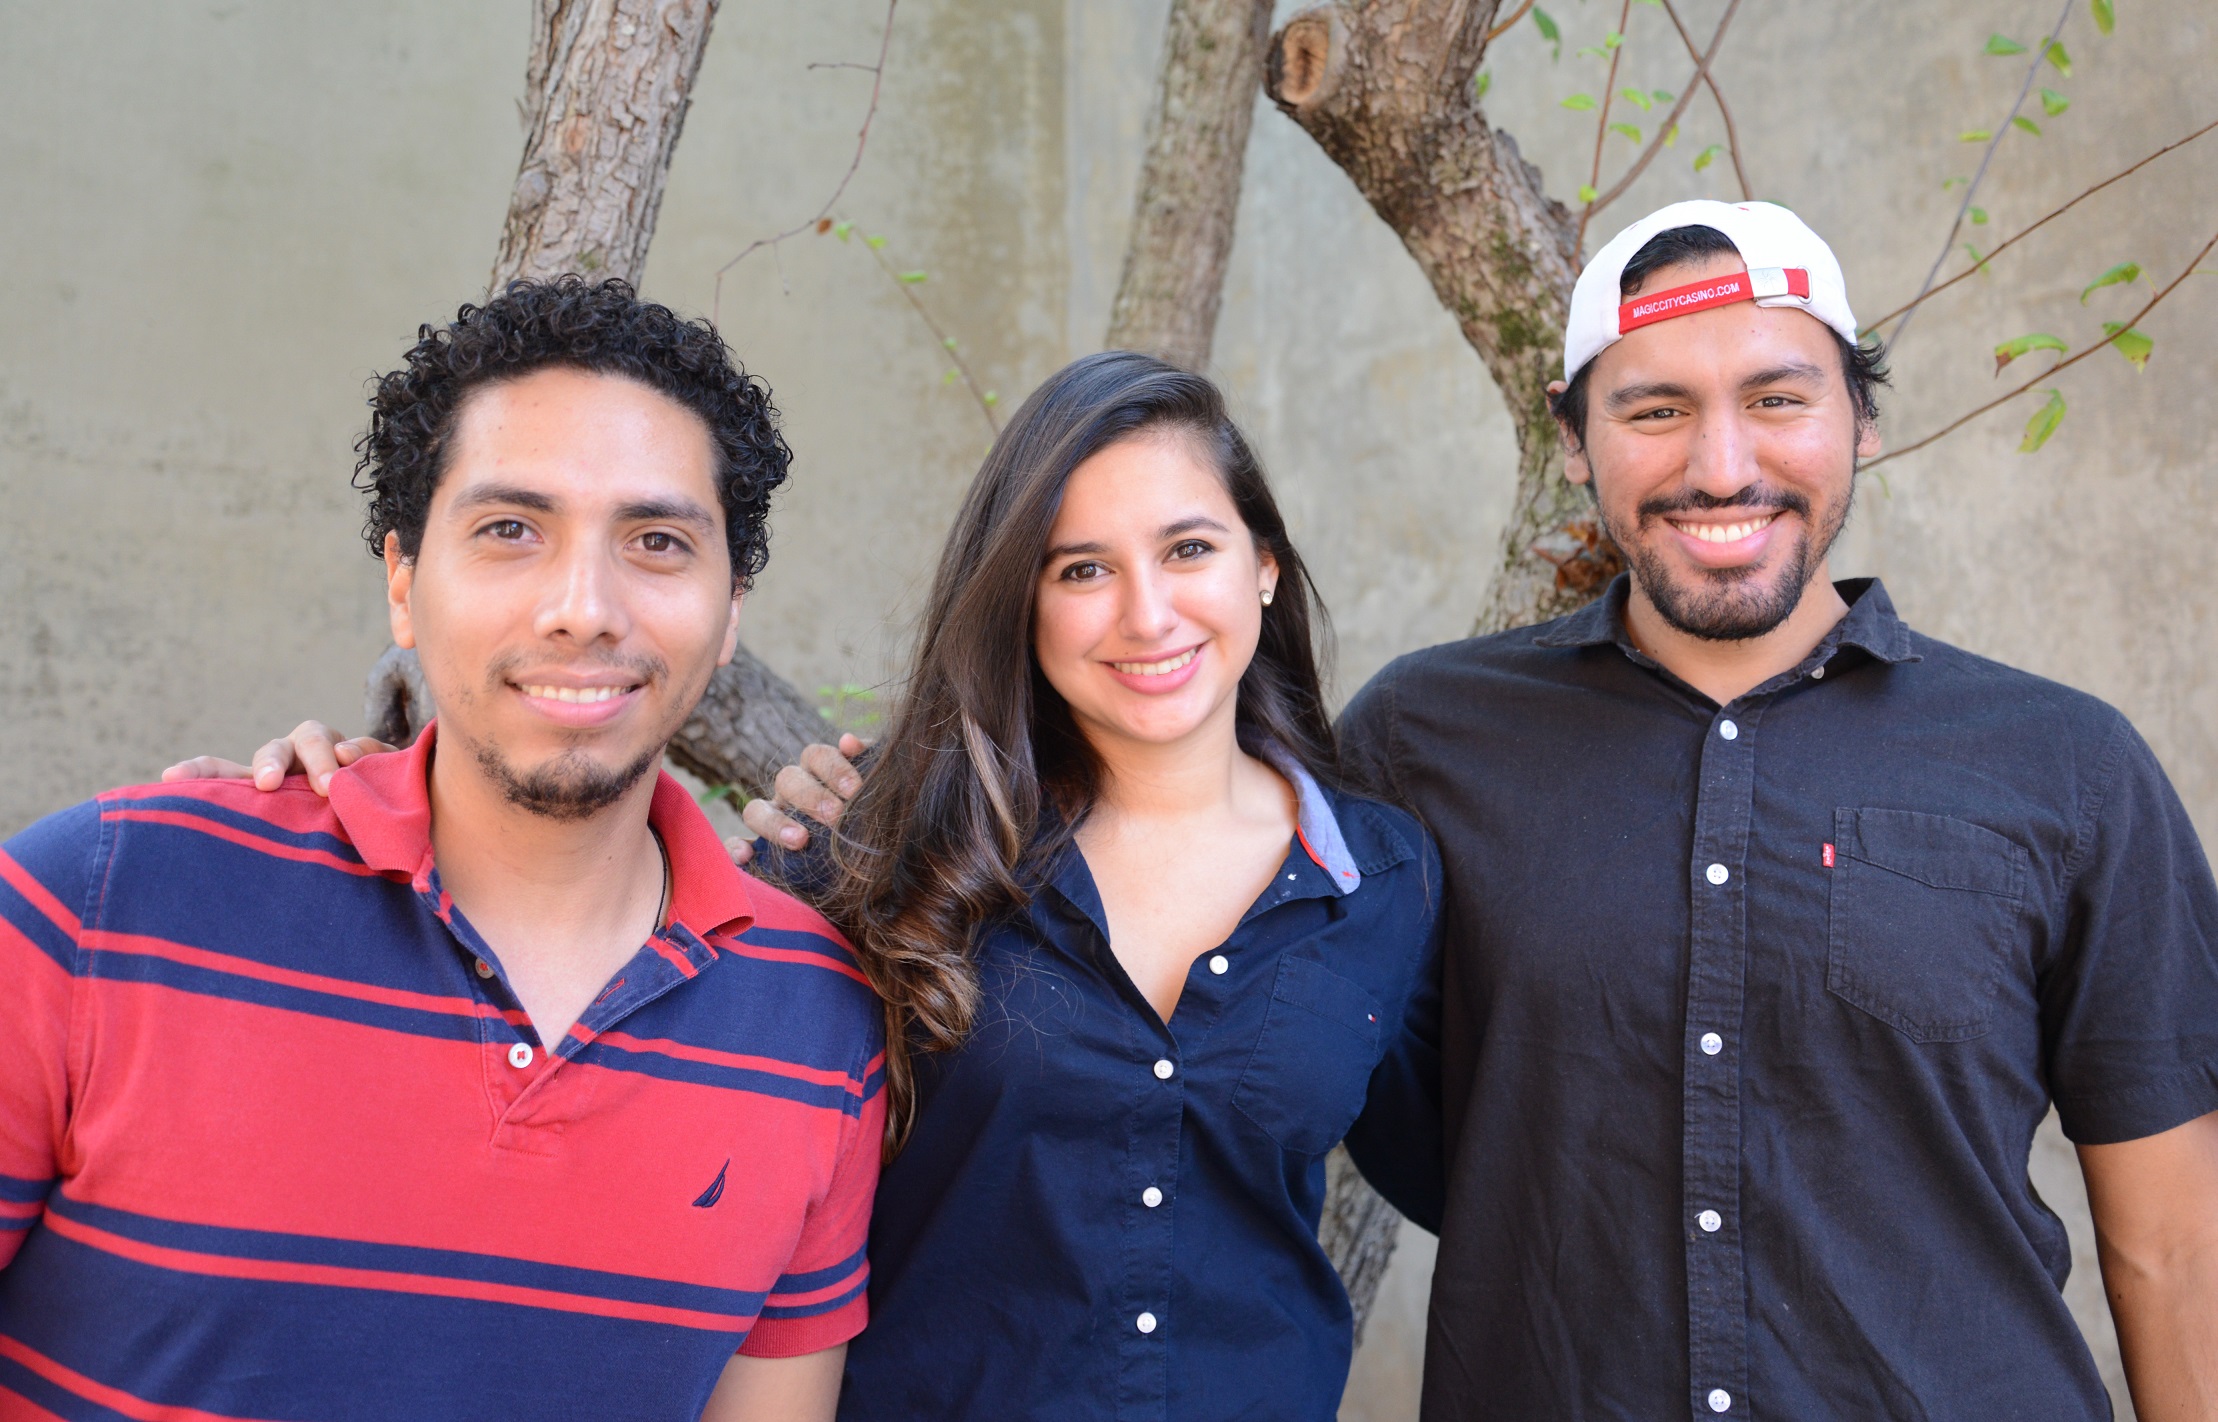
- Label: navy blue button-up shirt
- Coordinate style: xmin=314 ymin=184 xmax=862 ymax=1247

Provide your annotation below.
xmin=833 ymin=758 xmax=1441 ymax=1421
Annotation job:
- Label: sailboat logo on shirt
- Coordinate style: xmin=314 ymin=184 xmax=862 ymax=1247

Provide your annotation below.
xmin=693 ymin=1158 xmax=730 ymax=1209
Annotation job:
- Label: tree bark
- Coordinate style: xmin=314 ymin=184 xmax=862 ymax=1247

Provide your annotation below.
xmin=1266 ymin=0 xmax=1622 ymax=635
xmin=370 ymin=0 xmax=826 ymax=792
xmin=1104 ymin=0 xmax=1277 ymax=371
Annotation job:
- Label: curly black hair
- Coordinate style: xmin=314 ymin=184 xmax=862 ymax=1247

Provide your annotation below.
xmin=354 ymin=276 xmax=790 ymax=588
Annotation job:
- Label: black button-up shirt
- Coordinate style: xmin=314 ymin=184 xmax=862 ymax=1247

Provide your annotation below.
xmin=1340 ymin=577 xmax=2218 ymax=1422
xmin=835 ymin=757 xmax=1442 ymax=1421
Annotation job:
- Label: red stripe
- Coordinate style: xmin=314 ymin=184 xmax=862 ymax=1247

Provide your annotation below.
xmin=765 ymin=1264 xmax=869 ymax=1308
xmin=1619 ymin=271 xmax=1753 ymax=332
xmin=101 ymin=781 xmax=354 ymax=842
xmin=648 ymin=938 xmax=699 ymax=977
xmin=101 ymin=809 xmax=379 ymax=878
xmin=81 ymin=929 xmax=501 ymax=1023
xmin=0 ymin=852 xmax=82 ymax=939
xmin=717 ymin=941 xmax=871 ymax=987
xmin=0 ymin=1334 xmax=279 ymax=1422
xmin=593 ymin=1032 xmax=861 ymax=1094
xmin=42 ymin=1212 xmax=750 ymax=1334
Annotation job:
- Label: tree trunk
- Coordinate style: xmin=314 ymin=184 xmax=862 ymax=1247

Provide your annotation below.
xmin=1104 ymin=0 xmax=1277 ymax=371
xmin=1265 ymin=0 xmax=1622 ymax=635
xmin=370 ymin=0 xmax=827 ymax=791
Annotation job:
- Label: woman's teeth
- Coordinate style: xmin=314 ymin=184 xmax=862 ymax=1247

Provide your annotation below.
xmin=1675 ymin=513 xmax=1781 ymax=543
xmin=1112 ymin=648 xmax=1198 ymax=677
xmin=521 ymin=685 xmax=631 ymax=703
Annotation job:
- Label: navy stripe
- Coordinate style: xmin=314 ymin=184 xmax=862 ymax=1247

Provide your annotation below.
xmin=772 ymin=1243 xmax=868 ymax=1294
xmin=0 ymin=1173 xmax=55 ymax=1206
xmin=91 ymin=950 xmax=485 ymax=1046
xmin=583 ymin=1039 xmax=866 ymax=1117
xmin=0 ymin=1219 xmax=36 ymax=1233
xmin=0 ymin=1351 xmax=136 ymax=1422
xmin=103 ymin=793 xmax=366 ymax=864
xmin=50 ymin=1195 xmax=766 ymax=1318
xmin=758 ymin=1273 xmax=868 ymax=1321
xmin=0 ymin=881 xmax=77 ymax=974
xmin=733 ymin=924 xmax=862 ymax=970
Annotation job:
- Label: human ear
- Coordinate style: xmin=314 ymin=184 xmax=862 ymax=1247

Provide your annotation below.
xmin=383 ymin=532 xmax=418 ymax=650
xmin=718 ymin=590 xmax=744 ymax=667
xmin=1256 ymin=546 xmax=1280 ymax=603
xmin=1855 ymin=419 xmax=1883 ymax=463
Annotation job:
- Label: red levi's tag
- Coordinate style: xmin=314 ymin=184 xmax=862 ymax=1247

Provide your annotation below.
xmin=1619 ymin=267 xmax=1812 ymax=334
xmin=1822 ymin=842 xmax=1836 ymax=868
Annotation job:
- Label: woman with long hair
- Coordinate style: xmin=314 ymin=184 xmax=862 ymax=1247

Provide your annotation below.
xmin=185 ymin=351 xmax=1442 ymax=1419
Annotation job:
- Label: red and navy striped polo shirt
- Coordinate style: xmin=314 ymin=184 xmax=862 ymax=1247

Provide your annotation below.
xmin=0 ymin=726 xmax=884 ymax=1420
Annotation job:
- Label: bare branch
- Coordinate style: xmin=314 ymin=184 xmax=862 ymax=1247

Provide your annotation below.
xmin=1484 ymin=0 xmax=1537 ymax=44
xmin=850 ymin=231 xmax=1002 ymax=436
xmin=712 ymin=0 xmax=899 ymax=320
xmin=1587 ymin=0 xmax=1744 ymax=220
xmin=1885 ymin=0 xmax=2076 ymax=358
xmin=1860 ymin=114 xmax=2218 ymax=337
xmin=1575 ymin=0 xmax=1636 ymax=253
xmin=1656 ymin=0 xmax=1750 ymax=200
xmin=1865 ymin=222 xmax=2218 ymax=470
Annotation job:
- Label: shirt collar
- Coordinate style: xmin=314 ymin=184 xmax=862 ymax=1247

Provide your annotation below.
xmin=1258 ymin=743 xmax=1364 ymax=895
xmin=1533 ymin=573 xmax=1919 ymax=666
xmin=327 ymin=721 xmax=757 ymax=940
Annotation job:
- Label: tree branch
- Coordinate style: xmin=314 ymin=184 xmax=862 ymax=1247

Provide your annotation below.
xmin=853 ymin=231 xmax=1003 ymax=435
xmin=1484 ymin=0 xmax=1537 ymax=44
xmin=1885 ymin=0 xmax=2076 ymax=358
xmin=1865 ymin=221 xmax=2218 ymax=470
xmin=1859 ymin=115 xmax=2218 ymax=338
xmin=1574 ymin=0 xmax=1635 ymax=253
xmin=1656 ymin=0 xmax=1750 ymax=200
xmin=1587 ymin=0 xmax=1744 ymax=221
xmin=712 ymin=0 xmax=898 ymax=320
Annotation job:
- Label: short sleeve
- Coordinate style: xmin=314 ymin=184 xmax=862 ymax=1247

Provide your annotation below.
xmin=0 ymin=801 xmax=101 ymax=1266
xmin=2044 ymin=719 xmax=2218 ymax=1145
xmin=1336 ymin=661 xmax=1405 ymax=805
xmin=1343 ymin=826 xmax=1446 ymax=1233
xmin=739 ymin=1038 xmax=887 ymax=1357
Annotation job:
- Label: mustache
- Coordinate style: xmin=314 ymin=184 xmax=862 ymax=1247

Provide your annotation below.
xmin=1636 ymin=484 xmax=1811 ymax=521
xmin=482 ymin=648 xmax=667 ymax=691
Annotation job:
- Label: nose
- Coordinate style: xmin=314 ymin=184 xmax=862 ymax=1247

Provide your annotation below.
xmin=533 ymin=539 xmax=633 ymax=648
xmin=1684 ymin=402 xmax=1763 ymax=501
xmin=1118 ymin=562 xmax=1181 ymax=645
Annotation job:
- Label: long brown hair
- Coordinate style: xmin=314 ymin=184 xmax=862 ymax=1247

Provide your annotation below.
xmin=820 ymin=351 xmax=1338 ymax=1152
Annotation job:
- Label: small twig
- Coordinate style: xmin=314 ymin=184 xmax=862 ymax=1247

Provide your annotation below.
xmin=1885 ymin=0 xmax=2075 ymax=359
xmin=1575 ymin=0 xmax=1637 ymax=253
xmin=807 ymin=61 xmax=881 ymax=72
xmin=853 ymin=231 xmax=1002 ymax=437
xmin=1865 ymin=222 xmax=2218 ymax=470
xmin=713 ymin=0 xmax=899 ymax=322
xmin=1860 ymin=115 xmax=2218 ymax=337
xmin=1484 ymin=0 xmax=1539 ymax=44
xmin=1657 ymin=0 xmax=1750 ymax=200
xmin=1588 ymin=0 xmax=1743 ymax=219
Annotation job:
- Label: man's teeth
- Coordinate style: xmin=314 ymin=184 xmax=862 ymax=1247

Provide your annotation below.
xmin=1676 ymin=514 xmax=1780 ymax=544
xmin=521 ymin=684 xmax=632 ymax=704
xmin=1113 ymin=648 xmax=1199 ymax=677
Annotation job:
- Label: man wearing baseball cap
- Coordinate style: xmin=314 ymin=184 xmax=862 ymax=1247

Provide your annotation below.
xmin=1329 ymin=199 xmax=2218 ymax=1419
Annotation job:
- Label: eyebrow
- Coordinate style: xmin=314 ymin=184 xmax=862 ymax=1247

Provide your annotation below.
xmin=614 ymin=496 xmax=718 ymax=533
xmin=1739 ymin=360 xmax=1830 ymax=391
xmin=1044 ymin=515 xmax=1233 ymax=562
xmin=1603 ymin=360 xmax=1834 ymax=412
xmin=447 ymin=484 xmax=716 ymax=532
xmin=449 ymin=482 xmax=559 ymax=515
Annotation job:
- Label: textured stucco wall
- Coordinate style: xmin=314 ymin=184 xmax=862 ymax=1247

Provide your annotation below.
xmin=3 ymin=2 xmax=2211 ymax=1417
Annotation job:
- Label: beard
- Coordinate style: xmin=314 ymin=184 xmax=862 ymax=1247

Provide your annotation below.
xmin=472 ymin=740 xmax=662 ymax=822
xmin=1603 ymin=475 xmax=1854 ymax=642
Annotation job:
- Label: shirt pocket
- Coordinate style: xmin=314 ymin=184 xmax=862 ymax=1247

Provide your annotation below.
xmin=1232 ymin=955 xmax=1384 ymax=1155
xmin=1826 ymin=807 xmax=2029 ymax=1043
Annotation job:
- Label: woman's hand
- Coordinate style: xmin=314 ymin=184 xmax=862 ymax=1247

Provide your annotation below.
xmin=160 ymin=720 xmax=398 ymax=797
xmin=724 ymin=733 xmax=867 ymax=866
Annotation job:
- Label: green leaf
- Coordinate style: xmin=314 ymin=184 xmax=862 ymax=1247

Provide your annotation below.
xmin=1577 ymin=183 xmax=1599 ymax=204
xmin=2102 ymin=322 xmax=2153 ymax=370
xmin=1992 ymin=332 xmax=2068 ymax=373
xmin=1959 ymin=129 xmax=1993 ymax=143
xmin=1965 ymin=243 xmax=1993 ymax=275
xmin=2045 ymin=39 xmax=2072 ymax=76
xmin=832 ymin=220 xmax=854 ymax=241
xmin=942 ymin=336 xmax=958 ymax=349
xmin=1575 ymin=43 xmax=1610 ymax=59
xmin=2018 ymin=389 xmax=2066 ymax=453
xmin=1984 ymin=33 xmax=2027 ymax=55
xmin=2039 ymin=87 xmax=2070 ymax=116
xmin=1562 ymin=92 xmax=1597 ymax=110
xmin=1474 ymin=68 xmax=1492 ymax=100
xmin=942 ymin=369 xmax=958 ymax=385
xmin=1652 ymin=89 xmax=1674 ymax=104
xmin=2012 ymin=115 xmax=2043 ymax=136
xmin=897 ymin=270 xmax=928 ymax=283
xmin=1620 ymin=86 xmax=1655 ymax=111
xmin=1533 ymin=6 xmax=1561 ymax=60
xmin=1606 ymin=31 xmax=1623 ymax=48
xmin=1969 ymin=206 xmax=1989 ymax=225
xmin=698 ymin=783 xmax=743 ymax=806
xmin=982 ymin=391 xmax=1000 ymax=406
xmin=1694 ymin=143 xmax=1724 ymax=172
xmin=2091 ymin=0 xmax=2115 ymax=35
xmin=2079 ymin=261 xmax=2142 ymax=302
xmin=866 ymin=234 xmax=888 ymax=249
xmin=1609 ymin=122 xmax=1642 ymax=143
xmin=1663 ymin=122 xmax=1680 ymax=147
xmin=1942 ymin=175 xmax=1969 ymax=190
xmin=1634 ymin=0 xmax=1662 ymax=8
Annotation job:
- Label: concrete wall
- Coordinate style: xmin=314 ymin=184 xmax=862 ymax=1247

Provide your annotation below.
xmin=5 ymin=1 xmax=2212 ymax=1417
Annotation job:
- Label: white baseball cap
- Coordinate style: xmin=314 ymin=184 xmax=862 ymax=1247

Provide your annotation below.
xmin=1563 ymin=199 xmax=1858 ymax=382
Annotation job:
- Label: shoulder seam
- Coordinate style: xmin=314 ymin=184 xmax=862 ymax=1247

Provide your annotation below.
xmin=2058 ymin=710 xmax=2136 ymax=900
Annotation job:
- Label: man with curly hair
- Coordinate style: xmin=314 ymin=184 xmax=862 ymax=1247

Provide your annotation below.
xmin=0 ymin=279 xmax=880 ymax=1419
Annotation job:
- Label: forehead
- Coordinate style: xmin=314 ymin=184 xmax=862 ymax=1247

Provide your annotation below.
xmin=1593 ymin=261 xmax=1843 ymax=393
xmin=441 ymin=367 xmax=719 ymax=507
xmin=1050 ymin=432 xmax=1236 ymax=530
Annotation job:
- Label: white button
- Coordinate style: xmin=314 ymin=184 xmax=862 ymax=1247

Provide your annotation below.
xmin=1136 ymin=1311 xmax=1158 ymax=1334
xmin=1700 ymin=1032 xmax=1723 ymax=1056
xmin=1208 ymin=955 xmax=1229 ymax=975
xmin=1153 ymin=1059 xmax=1175 ymax=1080
xmin=1719 ymin=719 xmax=1739 ymax=741
xmin=1811 ymin=665 xmax=1826 ymax=680
xmin=473 ymin=958 xmax=493 ymax=979
xmin=507 ymin=1042 xmax=534 ymax=1070
xmin=1142 ymin=1186 xmax=1163 ymax=1208
xmin=1286 ymin=873 xmax=1297 ymax=881
xmin=1709 ymin=1388 xmax=1733 ymax=1413
xmin=1698 ymin=1209 xmax=1722 ymax=1233
xmin=1705 ymin=863 xmax=1729 ymax=885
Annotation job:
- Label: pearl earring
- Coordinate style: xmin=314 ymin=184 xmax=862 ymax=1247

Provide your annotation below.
xmin=1261 ymin=588 xmax=1274 ymax=606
